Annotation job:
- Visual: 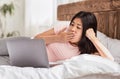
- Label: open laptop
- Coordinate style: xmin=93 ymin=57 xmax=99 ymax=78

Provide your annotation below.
xmin=7 ymin=37 xmax=49 ymax=68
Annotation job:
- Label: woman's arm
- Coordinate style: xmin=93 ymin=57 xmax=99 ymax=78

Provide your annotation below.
xmin=35 ymin=28 xmax=55 ymax=37
xmin=86 ymin=28 xmax=114 ymax=61
xmin=34 ymin=28 xmax=68 ymax=44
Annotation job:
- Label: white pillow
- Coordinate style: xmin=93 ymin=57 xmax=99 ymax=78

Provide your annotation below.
xmin=97 ymin=31 xmax=120 ymax=64
xmin=107 ymin=38 xmax=120 ymax=64
xmin=97 ymin=31 xmax=108 ymax=48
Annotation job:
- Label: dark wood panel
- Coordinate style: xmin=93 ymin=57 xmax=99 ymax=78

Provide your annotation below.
xmin=58 ymin=0 xmax=113 ymax=21
xmin=108 ymin=11 xmax=117 ymax=38
xmin=94 ymin=12 xmax=109 ymax=36
xmin=116 ymin=9 xmax=120 ymax=39
xmin=112 ymin=0 xmax=120 ymax=8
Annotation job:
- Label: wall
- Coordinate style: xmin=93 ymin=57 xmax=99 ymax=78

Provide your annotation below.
xmin=0 ymin=0 xmax=25 ymax=37
xmin=57 ymin=0 xmax=84 ymax=5
xmin=25 ymin=0 xmax=56 ymax=37
xmin=0 ymin=0 xmax=84 ymax=37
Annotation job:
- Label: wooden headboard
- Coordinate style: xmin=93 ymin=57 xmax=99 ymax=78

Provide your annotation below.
xmin=57 ymin=0 xmax=120 ymax=39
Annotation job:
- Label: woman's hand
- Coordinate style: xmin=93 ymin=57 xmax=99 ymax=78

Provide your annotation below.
xmin=86 ymin=28 xmax=114 ymax=61
xmin=57 ymin=28 xmax=75 ymax=43
xmin=57 ymin=32 xmax=68 ymax=42
xmin=86 ymin=28 xmax=96 ymax=41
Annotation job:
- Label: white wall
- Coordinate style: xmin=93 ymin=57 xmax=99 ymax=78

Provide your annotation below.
xmin=0 ymin=0 xmax=84 ymax=37
xmin=0 ymin=0 xmax=25 ymax=37
xmin=25 ymin=0 xmax=57 ymax=37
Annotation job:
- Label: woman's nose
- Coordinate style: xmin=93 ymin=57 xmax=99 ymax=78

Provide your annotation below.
xmin=71 ymin=26 xmax=76 ymax=32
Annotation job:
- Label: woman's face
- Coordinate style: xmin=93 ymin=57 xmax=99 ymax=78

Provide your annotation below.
xmin=68 ymin=18 xmax=83 ymax=44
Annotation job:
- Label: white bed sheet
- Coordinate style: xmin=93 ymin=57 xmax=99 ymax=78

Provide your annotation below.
xmin=0 ymin=54 xmax=120 ymax=79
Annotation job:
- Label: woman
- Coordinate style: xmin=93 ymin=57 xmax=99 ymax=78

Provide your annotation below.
xmin=35 ymin=11 xmax=114 ymax=62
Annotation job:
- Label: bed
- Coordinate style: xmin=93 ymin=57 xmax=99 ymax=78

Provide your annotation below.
xmin=0 ymin=0 xmax=120 ymax=79
xmin=57 ymin=0 xmax=120 ymax=79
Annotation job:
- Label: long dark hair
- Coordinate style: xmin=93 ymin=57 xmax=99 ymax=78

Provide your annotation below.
xmin=70 ymin=11 xmax=98 ymax=54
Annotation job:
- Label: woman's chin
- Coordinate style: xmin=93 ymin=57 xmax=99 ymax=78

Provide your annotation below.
xmin=69 ymin=40 xmax=77 ymax=44
xmin=69 ymin=41 xmax=78 ymax=46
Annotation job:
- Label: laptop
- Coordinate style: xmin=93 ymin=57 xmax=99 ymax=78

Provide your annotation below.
xmin=7 ymin=37 xmax=49 ymax=68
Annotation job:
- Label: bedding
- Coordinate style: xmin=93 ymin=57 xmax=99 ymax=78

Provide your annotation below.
xmin=0 ymin=56 xmax=10 ymax=65
xmin=0 ymin=54 xmax=120 ymax=79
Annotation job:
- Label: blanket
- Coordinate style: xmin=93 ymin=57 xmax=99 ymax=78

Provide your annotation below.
xmin=0 ymin=54 xmax=120 ymax=79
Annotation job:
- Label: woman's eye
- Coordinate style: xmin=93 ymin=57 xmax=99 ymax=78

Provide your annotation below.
xmin=70 ymin=24 xmax=74 ymax=26
xmin=77 ymin=26 xmax=81 ymax=29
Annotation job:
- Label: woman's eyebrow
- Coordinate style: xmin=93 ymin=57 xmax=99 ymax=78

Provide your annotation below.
xmin=72 ymin=21 xmax=82 ymax=26
xmin=72 ymin=21 xmax=74 ymax=24
xmin=77 ymin=23 xmax=82 ymax=26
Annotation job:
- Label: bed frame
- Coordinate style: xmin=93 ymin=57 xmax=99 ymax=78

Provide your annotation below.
xmin=57 ymin=0 xmax=120 ymax=40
